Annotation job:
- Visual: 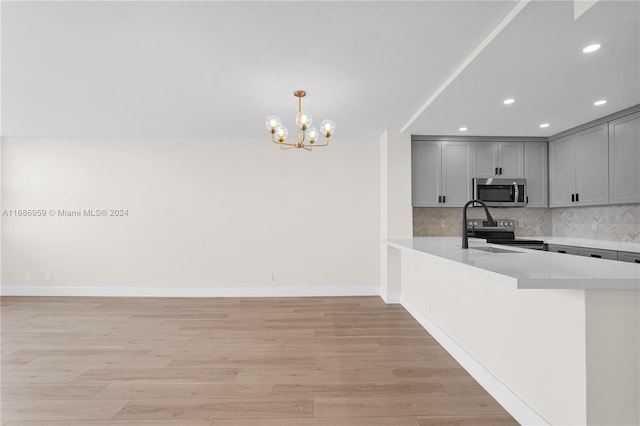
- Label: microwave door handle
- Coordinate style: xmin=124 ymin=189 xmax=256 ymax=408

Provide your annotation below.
xmin=513 ymin=182 xmax=519 ymax=202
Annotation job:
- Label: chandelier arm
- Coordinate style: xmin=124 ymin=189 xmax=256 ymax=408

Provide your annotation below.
xmin=272 ymin=134 xmax=297 ymax=147
xmin=310 ymin=137 xmax=330 ymax=147
xmin=273 ymin=140 xmax=298 ymax=148
xmin=280 ymin=144 xmax=296 ymax=150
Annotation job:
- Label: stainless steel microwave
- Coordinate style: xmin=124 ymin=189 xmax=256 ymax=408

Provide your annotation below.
xmin=472 ymin=178 xmax=527 ymax=207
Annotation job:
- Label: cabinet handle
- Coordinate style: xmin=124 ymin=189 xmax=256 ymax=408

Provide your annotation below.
xmin=442 ymin=195 xmax=446 ymax=204
xmin=571 ymin=194 xmax=575 ymax=202
xmin=590 ymin=254 xmax=601 ymax=259
xmin=499 ymin=167 xmax=503 ymax=175
xmin=438 ymin=195 xmax=442 ymax=203
xmin=526 ymin=196 xmax=529 ymax=203
xmin=635 ymin=260 xmax=640 ymax=264
xmin=558 ymin=250 xmax=567 ymax=254
xmin=495 ymin=167 xmax=498 ymax=175
xmin=576 ymin=193 xmax=579 ymax=202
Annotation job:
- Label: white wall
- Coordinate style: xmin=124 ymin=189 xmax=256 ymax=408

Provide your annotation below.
xmin=379 ymin=129 xmax=412 ymax=302
xmin=1 ymin=137 xmax=380 ymax=296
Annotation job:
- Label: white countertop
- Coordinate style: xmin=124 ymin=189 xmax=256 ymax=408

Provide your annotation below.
xmin=386 ymin=237 xmax=640 ymax=290
xmin=533 ymin=236 xmax=640 ymax=253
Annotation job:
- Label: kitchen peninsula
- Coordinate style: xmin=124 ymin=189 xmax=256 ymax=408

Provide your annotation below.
xmin=386 ymin=237 xmax=640 ymax=426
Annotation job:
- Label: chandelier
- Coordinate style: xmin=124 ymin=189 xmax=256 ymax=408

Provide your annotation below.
xmin=265 ymin=90 xmax=335 ymax=151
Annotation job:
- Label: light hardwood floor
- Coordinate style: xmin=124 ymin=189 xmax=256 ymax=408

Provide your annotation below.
xmin=1 ymin=296 xmax=518 ymax=425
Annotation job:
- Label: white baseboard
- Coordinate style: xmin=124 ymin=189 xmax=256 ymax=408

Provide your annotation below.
xmin=379 ymin=290 xmax=401 ymax=304
xmin=0 ymin=285 xmax=380 ymax=298
xmin=401 ymin=296 xmax=549 ymax=426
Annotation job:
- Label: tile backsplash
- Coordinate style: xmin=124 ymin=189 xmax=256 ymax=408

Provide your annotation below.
xmin=552 ymin=204 xmax=640 ymax=242
xmin=413 ymin=203 xmax=640 ymax=243
xmin=413 ymin=207 xmax=551 ymax=237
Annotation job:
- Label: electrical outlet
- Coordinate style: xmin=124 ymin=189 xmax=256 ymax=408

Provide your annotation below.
xmin=45 ymin=272 xmax=52 ymax=281
xmin=518 ymin=219 xmax=524 ymax=228
xmin=267 ymin=273 xmax=274 ymax=282
xmin=440 ymin=219 xmax=446 ymax=228
xmin=24 ymin=272 xmax=30 ymax=281
xmin=592 ymin=221 xmax=598 ymax=231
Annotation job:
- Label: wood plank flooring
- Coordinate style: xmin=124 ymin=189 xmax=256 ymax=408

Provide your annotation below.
xmin=1 ymin=296 xmax=518 ymax=425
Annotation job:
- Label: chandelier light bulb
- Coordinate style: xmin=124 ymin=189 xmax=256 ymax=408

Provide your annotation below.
xmin=320 ymin=119 xmax=336 ymax=137
xmin=307 ymin=127 xmax=320 ymax=144
xmin=296 ymin=111 xmax=312 ymax=130
xmin=275 ymin=126 xmax=288 ymax=143
xmin=265 ymin=115 xmax=281 ymax=133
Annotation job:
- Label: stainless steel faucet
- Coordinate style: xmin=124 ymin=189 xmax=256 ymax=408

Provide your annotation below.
xmin=462 ymin=199 xmax=496 ymax=249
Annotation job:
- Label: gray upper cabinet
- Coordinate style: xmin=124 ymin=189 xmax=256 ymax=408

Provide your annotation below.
xmin=441 ymin=142 xmax=473 ymax=207
xmin=549 ymin=136 xmax=575 ymax=207
xmin=550 ymin=124 xmax=609 ymax=207
xmin=412 ymin=141 xmax=441 ymax=207
xmin=412 ymin=140 xmax=472 ymax=207
xmin=524 ymin=142 xmax=548 ymax=207
xmin=499 ymin=142 xmax=525 ymax=178
xmin=474 ymin=143 xmax=498 ymax=178
xmin=575 ymin=124 xmax=609 ymax=206
xmin=474 ymin=142 xmax=524 ymax=178
xmin=609 ymin=112 xmax=640 ymax=204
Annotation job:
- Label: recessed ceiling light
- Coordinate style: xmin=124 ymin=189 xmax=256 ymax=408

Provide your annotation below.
xmin=582 ymin=43 xmax=601 ymax=53
xmin=503 ymin=98 xmax=515 ymax=105
xmin=593 ymin=99 xmax=607 ymax=106
xmin=539 ymin=123 xmax=550 ymax=128
xmin=459 ymin=127 xmax=468 ymax=132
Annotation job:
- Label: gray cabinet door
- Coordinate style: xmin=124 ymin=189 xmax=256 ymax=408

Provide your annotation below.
xmin=578 ymin=247 xmax=618 ymax=260
xmin=549 ymin=135 xmax=576 ymax=207
xmin=609 ymin=112 xmax=640 ymax=204
xmin=412 ymin=141 xmax=441 ymax=207
xmin=575 ymin=124 xmax=609 ymax=206
xmin=524 ymin=142 xmax=548 ymax=207
xmin=473 ymin=142 xmax=524 ymax=178
xmin=618 ymin=251 xmax=640 ymax=263
xmin=442 ymin=142 xmax=473 ymax=207
xmin=474 ymin=143 xmax=498 ymax=178
xmin=547 ymin=244 xmax=580 ymax=255
xmin=498 ymin=142 xmax=524 ymax=178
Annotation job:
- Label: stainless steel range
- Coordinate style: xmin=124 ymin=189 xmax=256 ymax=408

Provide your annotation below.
xmin=465 ymin=218 xmax=546 ymax=250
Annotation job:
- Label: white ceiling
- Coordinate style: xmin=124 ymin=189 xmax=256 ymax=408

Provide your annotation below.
xmin=1 ymin=1 xmax=638 ymax=139
xmin=405 ymin=0 xmax=640 ymax=137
